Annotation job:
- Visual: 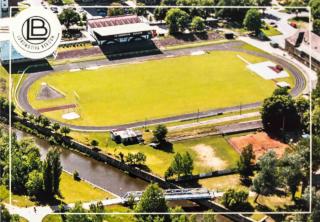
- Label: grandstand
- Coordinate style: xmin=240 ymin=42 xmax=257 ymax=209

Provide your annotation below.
xmin=87 ymin=15 xmax=157 ymax=45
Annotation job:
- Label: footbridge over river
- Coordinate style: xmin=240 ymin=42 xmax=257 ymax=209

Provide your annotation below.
xmin=80 ymin=188 xmax=221 ymax=210
xmin=122 ymin=188 xmax=219 ymax=202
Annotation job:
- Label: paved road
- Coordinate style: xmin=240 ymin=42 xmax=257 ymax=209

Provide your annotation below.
xmin=17 ymin=41 xmax=306 ymax=131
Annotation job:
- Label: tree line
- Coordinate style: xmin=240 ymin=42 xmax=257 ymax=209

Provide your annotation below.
xmin=0 ymin=129 xmax=62 ymax=202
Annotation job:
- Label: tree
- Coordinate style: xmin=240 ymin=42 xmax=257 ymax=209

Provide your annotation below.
xmin=181 ymin=152 xmax=193 ymax=176
xmin=108 ymin=3 xmax=125 ymax=16
xmin=273 ymin=87 xmax=289 ymax=96
xmin=261 ymin=92 xmax=301 ymax=134
xmin=89 ymin=201 xmax=104 ymax=222
xmin=52 ymin=123 xmax=61 ymax=133
xmin=48 ymin=0 xmax=62 ymax=4
xmin=215 ymin=0 xmax=251 ymax=21
xmin=60 ymin=126 xmax=71 ymax=136
xmin=243 ymin=9 xmax=262 ymax=36
xmin=153 ymin=125 xmax=168 ymax=143
xmin=202 ymin=210 xmax=216 ymax=222
xmin=310 ymin=0 xmax=320 ymax=19
xmin=165 ymin=8 xmax=190 ymax=34
xmin=90 ymin=139 xmax=99 ymax=148
xmin=289 ymin=0 xmax=304 ymax=18
xmin=21 ymin=111 xmax=27 ymax=119
xmin=280 ymin=152 xmax=303 ymax=200
xmin=73 ymin=170 xmax=80 ymax=181
xmin=154 ymin=7 xmax=168 ymax=21
xmin=170 ymin=207 xmax=189 ymax=222
xmin=221 ymin=189 xmax=249 ymax=210
xmin=43 ymin=148 xmax=62 ymax=196
xmin=135 ymin=3 xmax=148 ymax=16
xmin=190 ymin=16 xmax=206 ymax=32
xmin=126 ymin=152 xmax=146 ymax=165
xmin=314 ymin=19 xmax=320 ymax=36
xmin=237 ymin=144 xmax=255 ymax=184
xmin=26 ymin=170 xmax=43 ymax=198
xmin=135 ymin=183 xmax=169 ymax=222
xmin=58 ymin=8 xmax=81 ymax=30
xmin=253 ymin=150 xmax=279 ymax=202
xmin=40 ymin=116 xmax=51 ymax=128
xmin=166 ymin=152 xmax=193 ymax=179
xmin=256 ymin=0 xmax=272 ymax=7
xmin=66 ymin=202 xmax=89 ymax=222
xmin=1 ymin=204 xmax=14 ymax=222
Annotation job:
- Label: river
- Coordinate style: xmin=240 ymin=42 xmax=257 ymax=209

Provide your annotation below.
xmin=14 ymin=130 xmax=148 ymax=197
xmin=14 ymin=129 xmax=233 ymax=221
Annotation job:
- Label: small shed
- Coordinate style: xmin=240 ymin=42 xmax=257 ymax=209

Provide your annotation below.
xmin=276 ymin=81 xmax=291 ymax=88
xmin=110 ymin=129 xmax=143 ymax=145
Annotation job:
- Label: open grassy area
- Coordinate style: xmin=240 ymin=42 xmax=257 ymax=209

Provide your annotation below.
xmin=28 ymin=50 xmax=287 ymax=126
xmin=42 ymin=205 xmax=135 ymax=222
xmin=261 ymin=25 xmax=282 ymax=37
xmin=0 ymin=172 xmax=113 ymax=207
xmin=70 ymin=130 xmax=239 ymax=176
xmin=198 ymin=174 xmax=246 ymax=192
xmin=62 ymin=0 xmax=75 ymax=4
xmin=57 ymin=172 xmax=114 ymax=203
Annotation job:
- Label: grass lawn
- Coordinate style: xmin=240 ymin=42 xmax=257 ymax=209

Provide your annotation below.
xmin=42 ymin=205 xmax=135 ymax=222
xmin=198 ymin=174 xmax=247 ymax=192
xmin=261 ymin=25 xmax=282 ymax=37
xmin=62 ymin=0 xmax=74 ymax=4
xmin=0 ymin=172 xmax=113 ymax=207
xmin=28 ymin=50 xmax=286 ymax=126
xmin=70 ymin=130 xmax=239 ymax=176
xmin=57 ymin=172 xmax=114 ymax=203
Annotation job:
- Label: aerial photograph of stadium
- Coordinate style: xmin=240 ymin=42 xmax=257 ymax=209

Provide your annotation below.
xmin=0 ymin=0 xmax=320 ymax=222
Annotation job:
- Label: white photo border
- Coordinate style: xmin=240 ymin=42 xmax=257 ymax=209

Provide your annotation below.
xmin=8 ymin=5 xmax=314 ymax=216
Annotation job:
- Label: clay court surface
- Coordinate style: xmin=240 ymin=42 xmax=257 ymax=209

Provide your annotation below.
xmin=228 ymin=132 xmax=288 ymax=160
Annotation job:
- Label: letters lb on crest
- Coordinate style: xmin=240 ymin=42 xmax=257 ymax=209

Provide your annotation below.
xmin=10 ymin=7 xmax=62 ymax=59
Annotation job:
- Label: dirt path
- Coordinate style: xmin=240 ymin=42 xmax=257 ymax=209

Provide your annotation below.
xmin=192 ymin=144 xmax=226 ymax=170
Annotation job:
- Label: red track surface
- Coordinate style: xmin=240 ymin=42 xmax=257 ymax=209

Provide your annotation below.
xmin=37 ymin=104 xmax=76 ymax=113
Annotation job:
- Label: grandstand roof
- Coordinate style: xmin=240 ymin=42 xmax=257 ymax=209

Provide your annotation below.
xmin=93 ymin=23 xmax=154 ymax=37
xmin=87 ymin=15 xmax=142 ymax=29
xmin=87 ymin=15 xmax=155 ymax=38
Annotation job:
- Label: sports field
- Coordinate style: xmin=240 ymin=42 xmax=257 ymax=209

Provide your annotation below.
xmin=27 ymin=51 xmax=293 ymax=126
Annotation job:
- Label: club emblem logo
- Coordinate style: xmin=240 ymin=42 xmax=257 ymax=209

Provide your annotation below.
xmin=11 ymin=7 xmax=62 ymax=59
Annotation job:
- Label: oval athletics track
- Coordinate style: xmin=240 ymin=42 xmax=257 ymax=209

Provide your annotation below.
xmin=17 ymin=45 xmax=307 ymax=132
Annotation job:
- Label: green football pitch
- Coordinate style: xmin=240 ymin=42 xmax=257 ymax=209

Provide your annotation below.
xmin=27 ymin=51 xmax=293 ymax=126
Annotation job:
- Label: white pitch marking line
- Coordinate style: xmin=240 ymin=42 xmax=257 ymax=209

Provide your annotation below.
xmin=237 ymin=54 xmax=251 ymax=65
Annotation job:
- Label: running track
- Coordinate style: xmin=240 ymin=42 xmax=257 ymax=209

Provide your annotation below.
xmin=17 ymin=41 xmax=306 ymax=131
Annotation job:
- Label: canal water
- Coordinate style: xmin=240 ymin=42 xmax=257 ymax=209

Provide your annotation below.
xmin=14 ymin=130 xmax=148 ymax=196
xmin=14 ymin=129 xmax=233 ymax=221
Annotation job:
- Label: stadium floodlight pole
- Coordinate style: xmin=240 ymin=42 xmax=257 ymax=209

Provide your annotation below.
xmin=197 ymin=108 xmax=200 ymax=122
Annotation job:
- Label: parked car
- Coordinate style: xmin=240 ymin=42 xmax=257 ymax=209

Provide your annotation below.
xmin=270 ymin=41 xmax=279 ymax=48
xmin=50 ymin=7 xmax=58 ymax=13
xmin=290 ymin=22 xmax=297 ymax=28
